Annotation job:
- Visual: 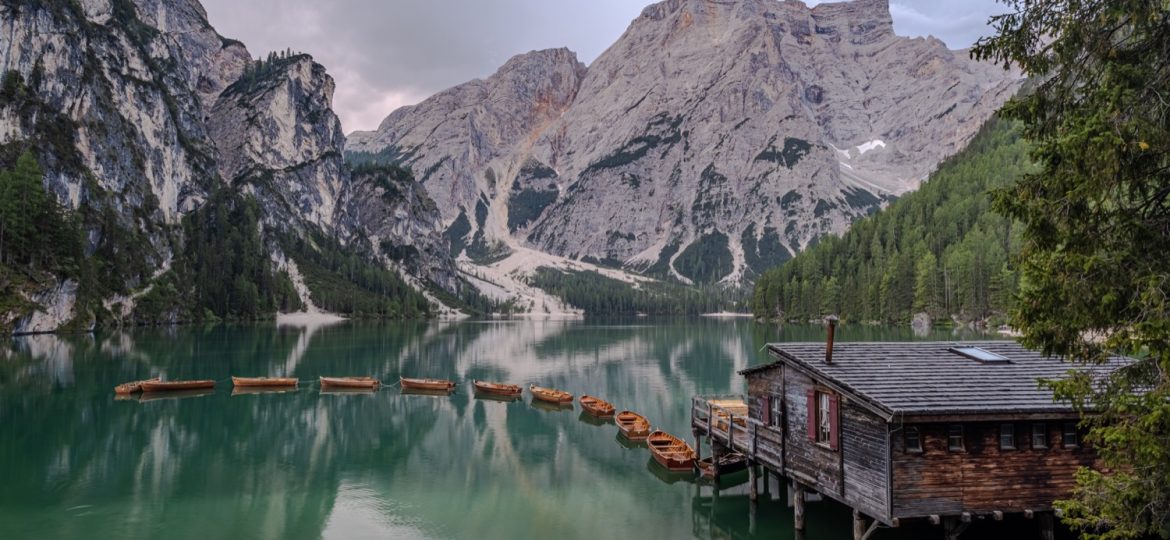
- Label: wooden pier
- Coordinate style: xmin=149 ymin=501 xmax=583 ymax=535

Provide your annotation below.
xmin=692 ymin=339 xmax=1130 ymax=540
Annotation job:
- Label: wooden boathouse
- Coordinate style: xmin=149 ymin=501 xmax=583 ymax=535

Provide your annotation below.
xmin=691 ymin=332 xmax=1127 ymax=540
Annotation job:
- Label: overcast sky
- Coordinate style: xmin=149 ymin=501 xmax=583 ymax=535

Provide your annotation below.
xmin=200 ymin=0 xmax=1006 ymax=134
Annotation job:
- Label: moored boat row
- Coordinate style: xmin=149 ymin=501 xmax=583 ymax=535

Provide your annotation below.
xmin=113 ymin=374 xmax=700 ymax=477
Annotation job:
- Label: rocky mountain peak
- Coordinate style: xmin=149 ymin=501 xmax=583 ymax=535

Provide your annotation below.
xmin=209 ymin=53 xmax=346 ymax=231
xmin=809 ymin=0 xmax=894 ymax=43
xmin=345 ymin=46 xmax=587 ymax=233
xmin=636 ymin=0 xmax=894 ymax=42
xmin=351 ymin=0 xmax=1020 ymax=288
xmin=498 ymin=47 xmax=584 ymax=77
xmin=1 ymin=0 xmax=462 ymax=331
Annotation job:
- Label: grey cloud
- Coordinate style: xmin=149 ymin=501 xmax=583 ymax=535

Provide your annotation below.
xmin=201 ymin=0 xmax=1002 ymax=132
xmin=887 ymin=0 xmax=1006 ymax=49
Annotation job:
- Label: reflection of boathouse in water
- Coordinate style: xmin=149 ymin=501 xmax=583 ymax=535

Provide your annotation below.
xmin=691 ymin=323 xmax=1128 ymax=540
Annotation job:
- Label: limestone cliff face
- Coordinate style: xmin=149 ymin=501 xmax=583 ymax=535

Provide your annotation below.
xmin=0 ymin=0 xmax=455 ymax=332
xmin=208 ymin=55 xmax=347 ymax=230
xmin=0 ymin=0 xmax=243 ymax=220
xmin=338 ymin=165 xmax=457 ymax=290
xmin=349 ymin=0 xmax=1020 ymax=285
xmin=347 ymin=47 xmax=587 ymax=250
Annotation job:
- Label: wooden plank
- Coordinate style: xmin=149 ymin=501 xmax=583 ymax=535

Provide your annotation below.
xmin=891 ymin=421 xmax=1099 ymax=518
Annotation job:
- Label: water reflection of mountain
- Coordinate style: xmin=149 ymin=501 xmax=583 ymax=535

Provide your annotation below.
xmin=0 ymin=320 xmax=996 ymax=539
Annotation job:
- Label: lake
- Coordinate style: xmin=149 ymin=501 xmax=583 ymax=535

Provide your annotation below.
xmin=0 ymin=318 xmax=1056 ymax=539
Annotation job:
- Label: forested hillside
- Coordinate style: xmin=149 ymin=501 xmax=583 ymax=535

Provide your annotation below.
xmin=751 ymin=118 xmax=1032 ymax=325
xmin=528 ymin=268 xmax=738 ymax=316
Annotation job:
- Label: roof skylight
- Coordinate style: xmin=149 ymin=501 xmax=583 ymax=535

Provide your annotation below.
xmin=949 ymin=346 xmax=1011 ymax=364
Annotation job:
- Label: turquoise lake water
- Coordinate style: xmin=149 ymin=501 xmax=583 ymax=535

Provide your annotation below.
xmin=0 ymin=318 xmax=1071 ymax=539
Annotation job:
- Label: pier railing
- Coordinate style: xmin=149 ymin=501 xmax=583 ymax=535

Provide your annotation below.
xmin=691 ymin=395 xmax=783 ymax=471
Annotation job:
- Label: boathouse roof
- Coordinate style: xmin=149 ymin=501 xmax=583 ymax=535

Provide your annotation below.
xmin=743 ymin=341 xmax=1129 ymax=420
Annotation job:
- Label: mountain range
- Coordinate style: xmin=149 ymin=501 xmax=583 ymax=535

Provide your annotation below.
xmin=0 ymin=0 xmax=1019 ymax=332
xmin=348 ymin=0 xmax=1020 ymax=287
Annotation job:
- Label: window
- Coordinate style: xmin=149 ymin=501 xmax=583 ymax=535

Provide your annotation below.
xmin=771 ymin=395 xmax=783 ymax=428
xmin=904 ymin=426 xmax=923 ymax=453
xmin=948 ymin=424 xmax=965 ymax=452
xmin=806 ymin=388 xmax=839 ymax=451
xmin=1032 ymin=423 xmax=1048 ymax=449
xmin=1063 ymin=421 xmax=1079 ymax=448
xmin=999 ymin=423 xmax=1016 ymax=450
xmin=817 ymin=392 xmax=832 ymax=444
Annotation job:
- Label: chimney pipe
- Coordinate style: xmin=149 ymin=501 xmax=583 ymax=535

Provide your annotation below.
xmin=825 ymin=315 xmax=839 ymax=364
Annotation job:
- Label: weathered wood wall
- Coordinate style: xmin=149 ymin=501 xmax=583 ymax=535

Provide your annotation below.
xmin=781 ymin=369 xmax=844 ymax=493
xmin=890 ymin=422 xmax=1096 ymax=517
xmin=842 ymin=400 xmax=890 ymax=519
xmin=745 ymin=365 xmax=785 ymax=469
xmin=746 ymin=366 xmax=890 ymax=522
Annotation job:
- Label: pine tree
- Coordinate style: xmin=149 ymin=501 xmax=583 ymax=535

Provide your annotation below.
xmin=974 ymin=1 xmax=1170 ymax=536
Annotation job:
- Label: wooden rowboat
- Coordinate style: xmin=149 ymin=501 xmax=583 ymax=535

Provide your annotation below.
xmin=400 ymin=377 xmax=455 ymax=392
xmin=140 ymin=380 xmax=216 ymax=392
xmin=529 ymin=385 xmax=573 ymax=404
xmin=320 ymin=376 xmax=380 ymax=389
xmin=647 ymin=430 xmax=697 ymax=472
xmin=114 ymin=377 xmax=160 ymax=395
xmin=616 ymin=410 xmax=652 ymax=441
xmin=232 ymin=376 xmax=298 ymax=388
xmin=695 ymin=452 xmax=748 ymax=480
xmin=472 ymin=380 xmax=522 ymax=397
xmin=579 ymin=395 xmax=616 ymax=417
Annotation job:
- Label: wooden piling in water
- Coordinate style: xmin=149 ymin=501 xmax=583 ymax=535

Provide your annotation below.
xmin=748 ymin=463 xmax=758 ymax=501
xmin=748 ymin=493 xmax=757 ymax=534
xmin=793 ymin=481 xmax=806 ymax=531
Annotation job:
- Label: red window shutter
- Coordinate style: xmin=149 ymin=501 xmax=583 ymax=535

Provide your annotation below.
xmin=806 ymin=389 xmax=817 ymax=440
xmin=828 ymin=394 xmax=840 ymax=451
xmin=760 ymin=396 xmax=771 ymax=425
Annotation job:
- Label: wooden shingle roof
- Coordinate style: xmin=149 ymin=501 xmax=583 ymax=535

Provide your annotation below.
xmin=745 ymin=341 xmax=1128 ymax=419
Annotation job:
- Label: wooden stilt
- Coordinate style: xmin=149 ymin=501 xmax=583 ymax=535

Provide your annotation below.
xmin=749 ymin=463 xmax=758 ymax=501
xmin=943 ymin=516 xmax=969 ymax=540
xmin=694 ymin=432 xmax=702 ymax=462
xmin=748 ymin=494 xmax=757 ymax=535
xmin=1038 ymin=512 xmax=1055 ymax=540
xmin=850 ymin=509 xmax=881 ymax=540
xmin=762 ymin=468 xmax=770 ymax=496
xmin=793 ymin=482 xmax=806 ymax=532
